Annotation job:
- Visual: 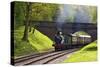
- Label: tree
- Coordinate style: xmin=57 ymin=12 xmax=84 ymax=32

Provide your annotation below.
xmin=14 ymin=2 xmax=59 ymax=40
xmin=14 ymin=2 xmax=26 ymax=28
xmin=22 ymin=2 xmax=32 ymax=41
xmin=29 ymin=3 xmax=58 ymax=33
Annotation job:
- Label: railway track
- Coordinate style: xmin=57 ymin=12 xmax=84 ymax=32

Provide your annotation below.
xmin=14 ymin=50 xmax=54 ymax=63
xmin=14 ymin=48 xmax=79 ymax=66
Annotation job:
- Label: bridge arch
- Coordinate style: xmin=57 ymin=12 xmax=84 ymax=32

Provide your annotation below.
xmin=72 ymin=31 xmax=90 ymax=35
xmin=69 ymin=29 xmax=97 ymax=42
xmin=34 ymin=21 xmax=97 ymax=41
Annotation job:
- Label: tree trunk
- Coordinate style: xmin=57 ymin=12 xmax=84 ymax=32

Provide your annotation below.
xmin=33 ymin=27 xmax=35 ymax=34
xmin=33 ymin=25 xmax=36 ymax=34
xmin=22 ymin=3 xmax=31 ymax=41
xmin=29 ymin=22 xmax=32 ymax=32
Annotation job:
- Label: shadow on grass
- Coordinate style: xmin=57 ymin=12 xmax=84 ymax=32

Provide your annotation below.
xmin=85 ymin=46 xmax=97 ymax=51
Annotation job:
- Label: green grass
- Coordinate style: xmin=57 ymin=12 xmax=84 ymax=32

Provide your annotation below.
xmin=63 ymin=40 xmax=97 ymax=63
xmin=14 ymin=26 xmax=53 ymax=58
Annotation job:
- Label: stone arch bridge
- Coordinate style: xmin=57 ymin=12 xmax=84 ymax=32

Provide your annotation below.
xmin=31 ymin=21 xmax=97 ymax=41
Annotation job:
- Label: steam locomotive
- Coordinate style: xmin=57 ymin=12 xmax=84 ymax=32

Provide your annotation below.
xmin=53 ymin=34 xmax=91 ymax=51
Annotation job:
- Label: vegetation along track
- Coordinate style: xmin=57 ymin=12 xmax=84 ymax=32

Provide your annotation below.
xmin=15 ymin=48 xmax=79 ymax=66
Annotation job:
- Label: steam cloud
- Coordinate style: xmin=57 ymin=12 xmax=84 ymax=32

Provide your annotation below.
xmin=56 ymin=4 xmax=75 ymax=31
xmin=55 ymin=5 xmax=92 ymax=31
xmin=74 ymin=6 xmax=92 ymax=23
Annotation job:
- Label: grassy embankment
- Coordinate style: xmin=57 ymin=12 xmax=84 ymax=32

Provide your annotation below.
xmin=14 ymin=26 xmax=53 ymax=58
xmin=64 ymin=40 xmax=97 ymax=62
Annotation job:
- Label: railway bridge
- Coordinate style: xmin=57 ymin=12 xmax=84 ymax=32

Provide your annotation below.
xmin=32 ymin=21 xmax=97 ymax=41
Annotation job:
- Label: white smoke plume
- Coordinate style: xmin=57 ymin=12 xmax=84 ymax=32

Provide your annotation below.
xmin=55 ymin=5 xmax=93 ymax=31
